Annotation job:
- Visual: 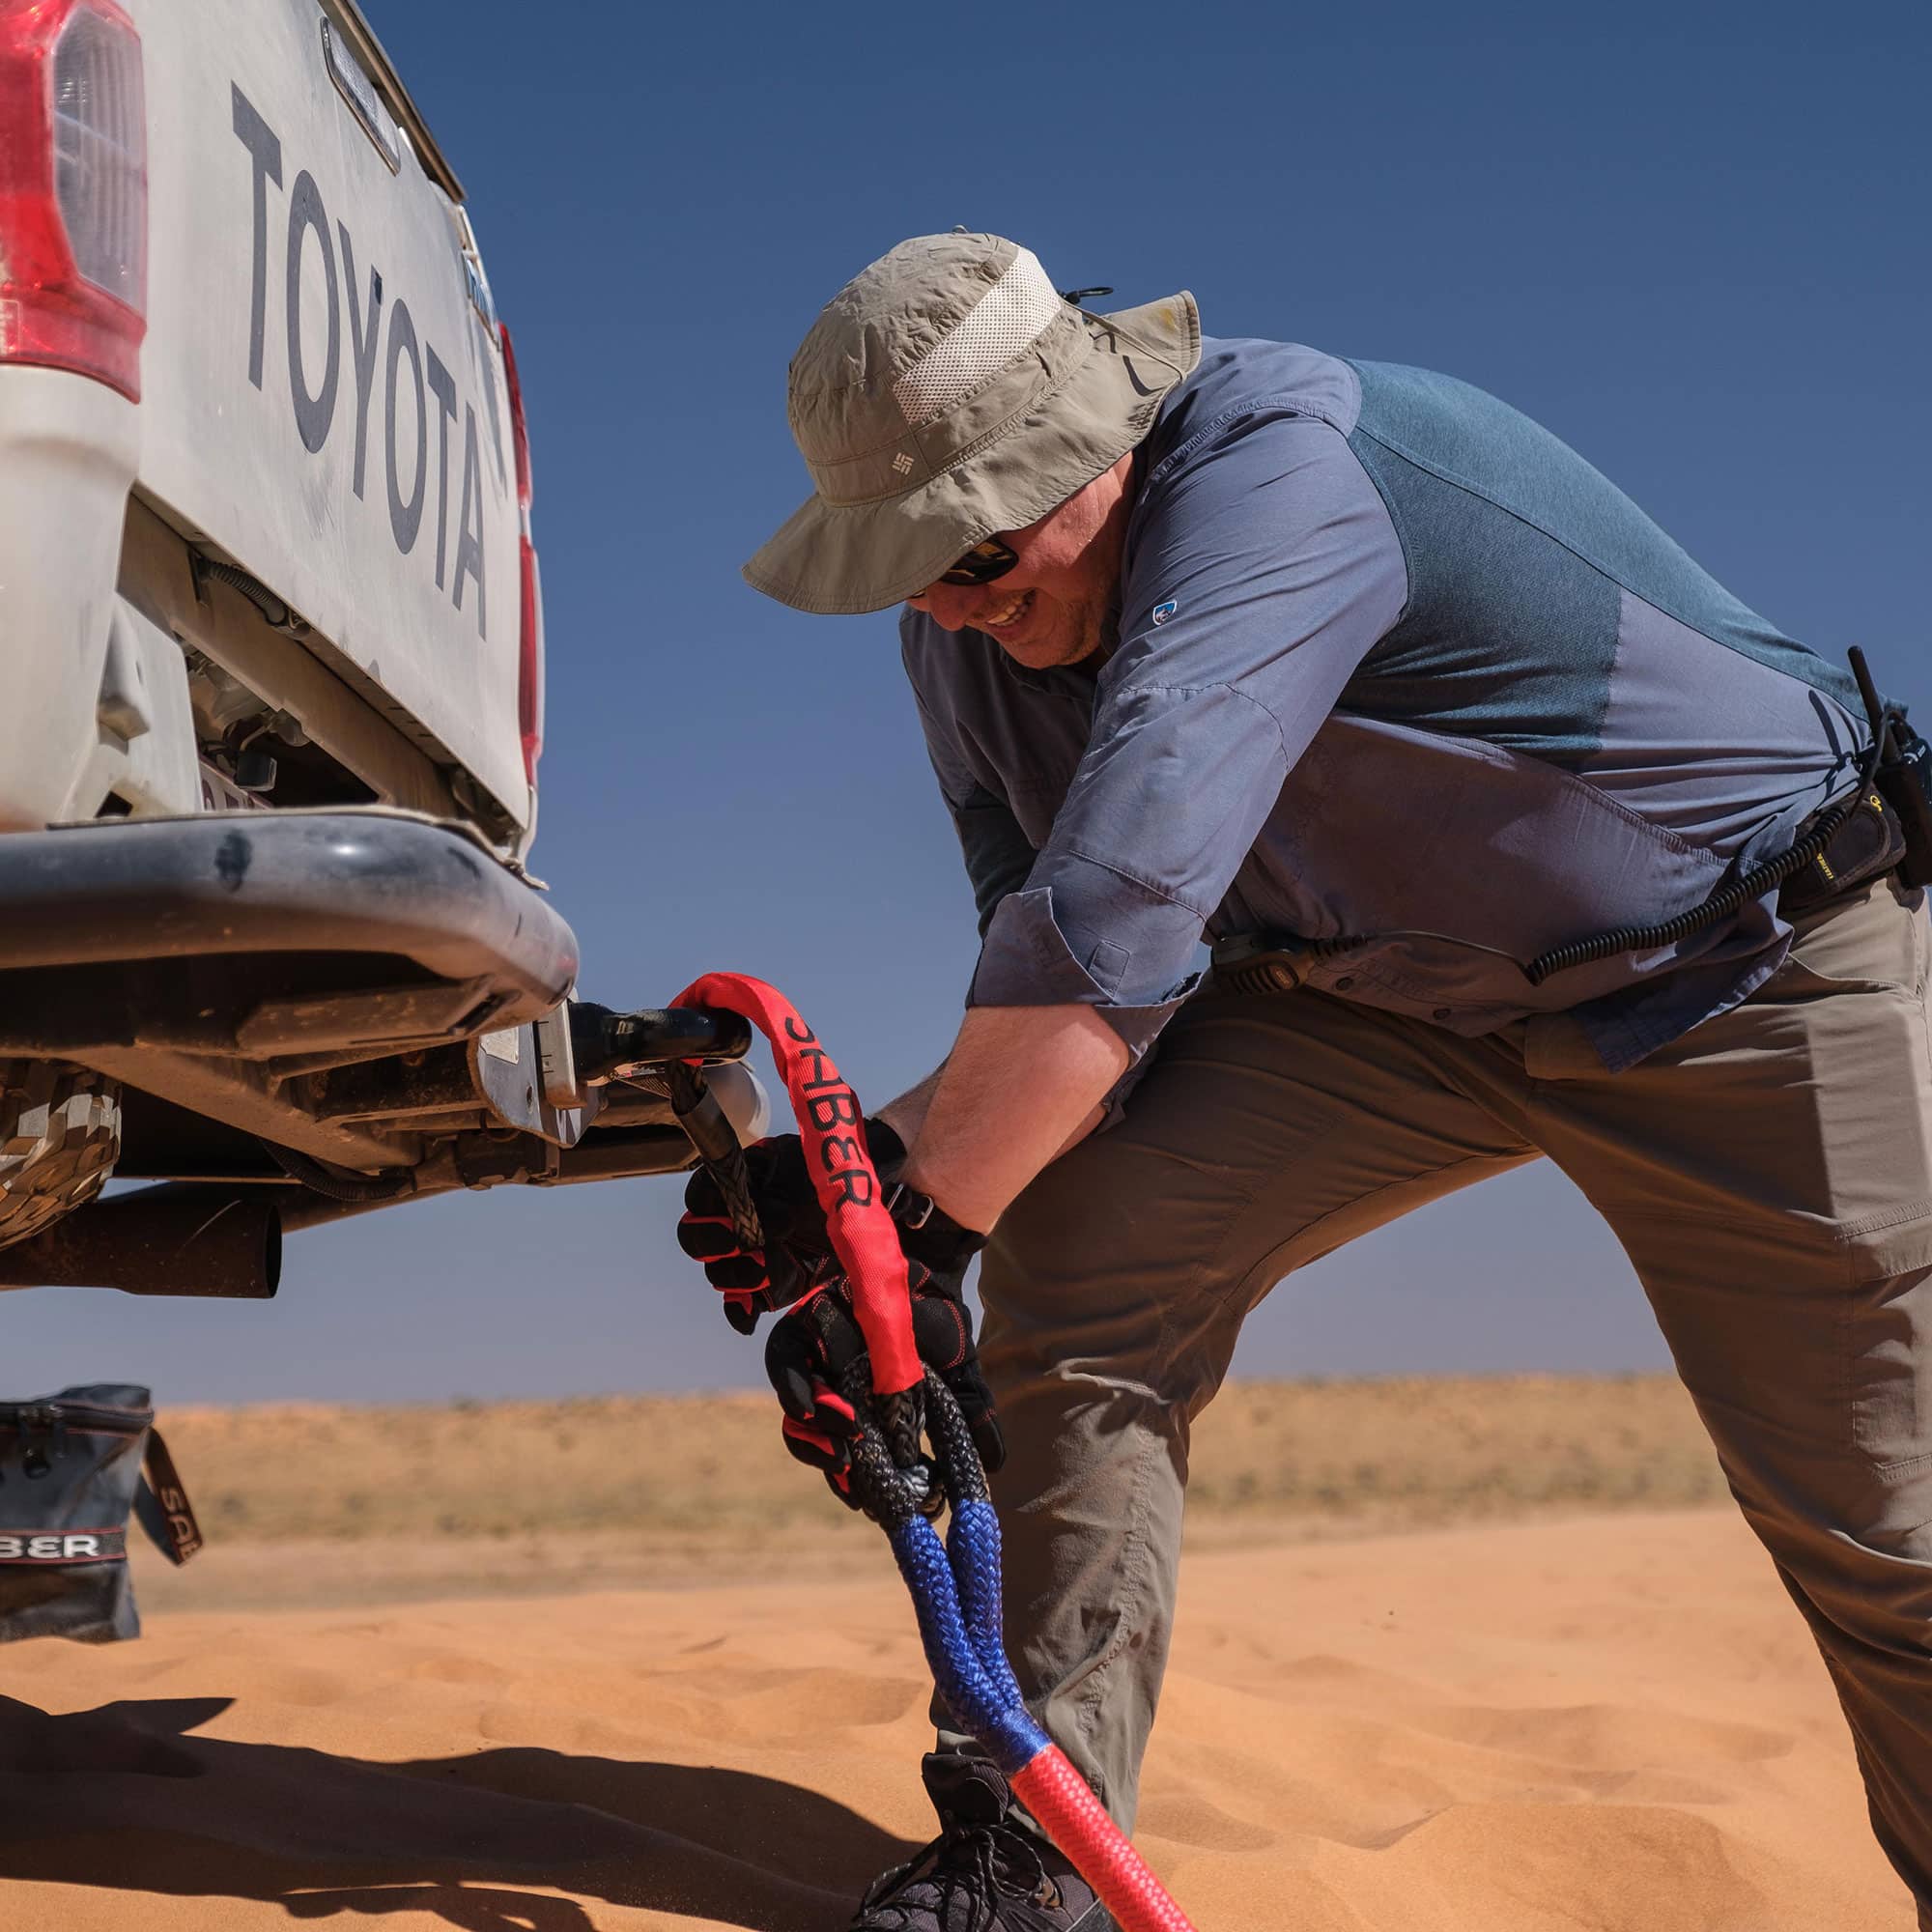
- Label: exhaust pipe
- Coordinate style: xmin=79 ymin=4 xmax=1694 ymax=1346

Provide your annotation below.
xmin=0 ymin=1192 xmax=281 ymax=1297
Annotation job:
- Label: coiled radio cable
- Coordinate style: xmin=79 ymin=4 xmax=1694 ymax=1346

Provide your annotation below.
xmin=1524 ymin=647 xmax=1892 ymax=985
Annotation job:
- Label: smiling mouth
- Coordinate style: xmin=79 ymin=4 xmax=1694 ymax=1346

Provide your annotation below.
xmin=979 ymin=588 xmax=1033 ymax=633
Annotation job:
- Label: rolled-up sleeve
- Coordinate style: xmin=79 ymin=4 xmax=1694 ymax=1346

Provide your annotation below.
xmin=970 ymin=409 xmax=1408 ymax=1056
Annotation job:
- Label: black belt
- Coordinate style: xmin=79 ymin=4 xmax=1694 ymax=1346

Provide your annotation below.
xmin=1775 ymin=785 xmax=1906 ymax=919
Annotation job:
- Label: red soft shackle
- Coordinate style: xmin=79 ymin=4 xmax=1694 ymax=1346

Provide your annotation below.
xmin=671 ymin=972 xmax=923 ymax=1397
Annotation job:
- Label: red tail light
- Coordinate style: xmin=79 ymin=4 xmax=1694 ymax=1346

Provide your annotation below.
xmin=499 ymin=321 xmax=543 ymax=789
xmin=0 ymin=0 xmax=147 ymax=400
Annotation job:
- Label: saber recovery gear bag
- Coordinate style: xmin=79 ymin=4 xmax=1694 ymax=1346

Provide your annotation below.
xmin=0 ymin=1384 xmax=201 ymax=1643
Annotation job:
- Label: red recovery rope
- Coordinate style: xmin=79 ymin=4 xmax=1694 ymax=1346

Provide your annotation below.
xmin=670 ymin=971 xmax=1202 ymax=1932
xmin=670 ymin=971 xmax=923 ymax=1396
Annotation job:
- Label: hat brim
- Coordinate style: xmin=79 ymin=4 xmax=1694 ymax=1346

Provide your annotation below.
xmin=742 ymin=291 xmax=1202 ymax=617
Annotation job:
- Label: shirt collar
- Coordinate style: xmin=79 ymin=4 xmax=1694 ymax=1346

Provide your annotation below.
xmin=994 ymin=649 xmax=1055 ymax=692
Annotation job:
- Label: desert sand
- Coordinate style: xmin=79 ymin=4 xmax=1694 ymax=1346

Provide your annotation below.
xmin=0 ymin=1381 xmax=1917 ymax=1929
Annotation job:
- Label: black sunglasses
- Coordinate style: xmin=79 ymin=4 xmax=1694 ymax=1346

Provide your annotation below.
xmin=939 ymin=535 xmax=1020 ymax=586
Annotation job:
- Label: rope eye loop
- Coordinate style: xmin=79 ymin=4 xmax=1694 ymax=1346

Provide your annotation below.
xmin=838 ymin=1361 xmax=989 ymax=1525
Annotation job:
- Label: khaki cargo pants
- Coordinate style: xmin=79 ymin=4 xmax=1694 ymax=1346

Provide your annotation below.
xmin=941 ymin=879 xmax=1932 ymax=1915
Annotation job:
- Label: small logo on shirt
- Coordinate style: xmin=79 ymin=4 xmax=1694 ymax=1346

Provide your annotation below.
xmin=1151 ymin=599 xmax=1178 ymax=625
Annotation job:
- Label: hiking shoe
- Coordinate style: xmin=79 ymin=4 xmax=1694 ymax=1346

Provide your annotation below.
xmin=851 ymin=1751 xmax=1116 ymax=1931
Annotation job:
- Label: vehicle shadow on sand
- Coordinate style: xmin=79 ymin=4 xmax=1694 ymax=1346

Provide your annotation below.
xmin=0 ymin=1693 xmax=919 ymax=1928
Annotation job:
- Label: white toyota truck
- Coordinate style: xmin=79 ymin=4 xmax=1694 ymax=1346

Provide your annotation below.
xmin=0 ymin=0 xmax=761 ymax=1299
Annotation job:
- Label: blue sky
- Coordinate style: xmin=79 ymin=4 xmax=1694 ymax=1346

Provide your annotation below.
xmin=12 ymin=0 xmax=1929 ymax=1403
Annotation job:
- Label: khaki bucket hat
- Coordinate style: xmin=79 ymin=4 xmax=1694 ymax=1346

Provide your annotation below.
xmin=745 ymin=232 xmax=1201 ymax=615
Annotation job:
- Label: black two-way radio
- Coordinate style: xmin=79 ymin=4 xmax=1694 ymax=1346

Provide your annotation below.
xmin=1851 ymin=648 xmax=1932 ymax=890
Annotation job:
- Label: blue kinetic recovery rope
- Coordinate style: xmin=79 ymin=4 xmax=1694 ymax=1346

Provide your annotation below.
xmin=669 ymin=974 xmax=1196 ymax=1932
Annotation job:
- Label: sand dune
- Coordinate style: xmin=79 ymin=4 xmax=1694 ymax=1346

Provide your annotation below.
xmin=126 ymin=1376 xmax=1733 ymax=1613
xmin=1 ymin=1506 xmax=1913 ymax=1930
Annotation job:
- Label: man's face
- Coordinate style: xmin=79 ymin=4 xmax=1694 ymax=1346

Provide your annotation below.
xmin=905 ymin=453 xmax=1135 ymax=669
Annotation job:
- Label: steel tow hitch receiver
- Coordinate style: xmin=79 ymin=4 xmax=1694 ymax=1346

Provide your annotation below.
xmin=566 ymin=1001 xmax=754 ymax=1084
xmin=563 ymin=1000 xmax=771 ymax=1171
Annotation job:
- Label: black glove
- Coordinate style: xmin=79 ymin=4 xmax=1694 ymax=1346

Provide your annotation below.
xmin=677 ymin=1118 xmax=906 ymax=1333
xmin=765 ymin=1195 xmax=1005 ymax=1510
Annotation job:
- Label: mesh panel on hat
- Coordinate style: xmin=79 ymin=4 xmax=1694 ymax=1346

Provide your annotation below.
xmin=890 ymin=247 xmax=1064 ymax=430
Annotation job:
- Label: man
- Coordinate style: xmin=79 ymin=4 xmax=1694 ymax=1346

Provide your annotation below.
xmin=679 ymin=231 xmax=1932 ymax=1930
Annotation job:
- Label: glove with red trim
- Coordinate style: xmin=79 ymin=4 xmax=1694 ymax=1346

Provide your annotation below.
xmin=677 ymin=1118 xmax=906 ymax=1333
xmin=766 ymin=1216 xmax=1005 ymax=1510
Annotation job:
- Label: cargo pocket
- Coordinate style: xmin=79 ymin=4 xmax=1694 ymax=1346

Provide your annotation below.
xmin=1842 ymin=1258 xmax=1932 ymax=1558
xmin=1826 ymin=891 xmax=1932 ymax=1483
xmin=1752 ymin=887 xmax=1932 ymax=1293
xmin=1772 ymin=878 xmax=1928 ymax=1001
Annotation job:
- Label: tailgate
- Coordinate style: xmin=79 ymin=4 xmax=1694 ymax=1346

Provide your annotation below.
xmin=126 ymin=0 xmax=526 ymax=826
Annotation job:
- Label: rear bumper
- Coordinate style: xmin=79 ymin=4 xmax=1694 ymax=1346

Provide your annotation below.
xmin=0 ymin=810 xmax=766 ymax=1282
xmin=0 ymin=808 xmax=577 ymax=1072
xmin=0 ymin=808 xmax=579 ymax=1172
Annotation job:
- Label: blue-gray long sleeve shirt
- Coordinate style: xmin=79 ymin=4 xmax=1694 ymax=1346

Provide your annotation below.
xmin=901 ymin=336 xmax=1868 ymax=1074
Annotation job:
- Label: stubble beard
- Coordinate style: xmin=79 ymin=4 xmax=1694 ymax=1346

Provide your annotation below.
xmin=1015 ymin=589 xmax=1107 ymax=670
